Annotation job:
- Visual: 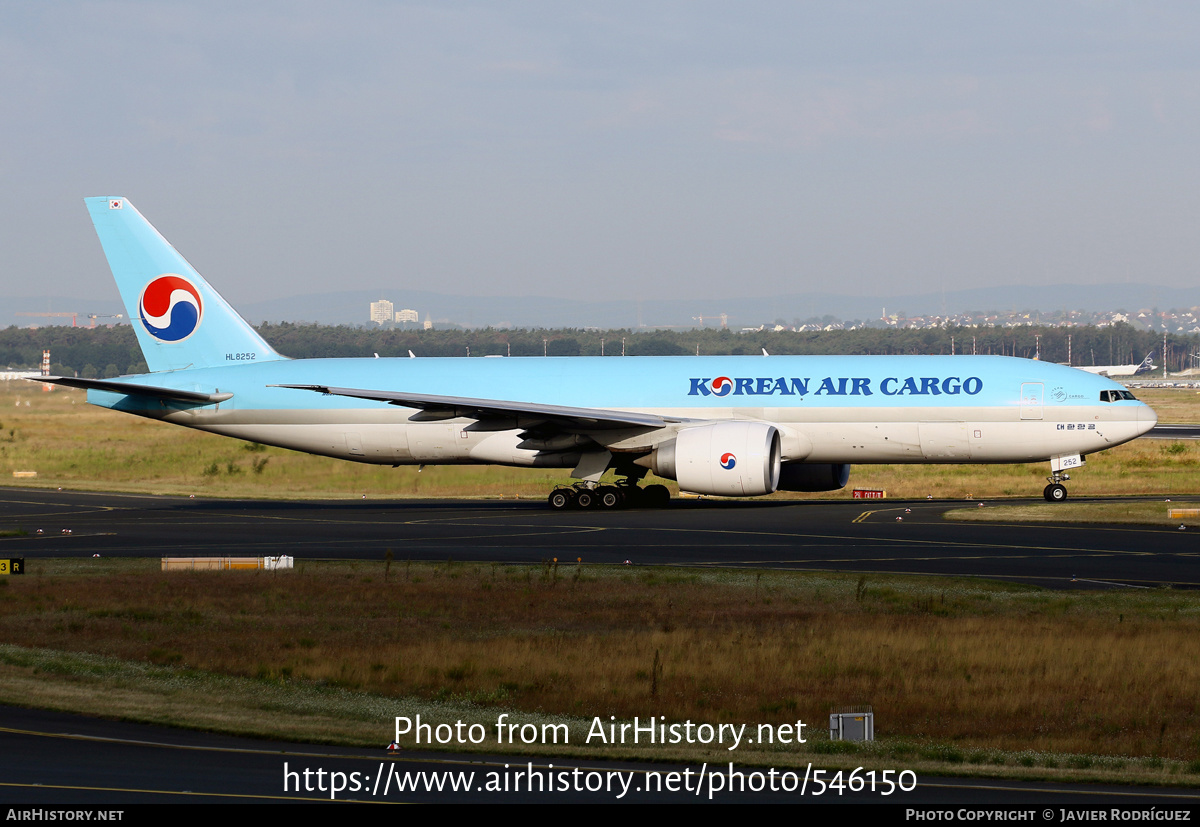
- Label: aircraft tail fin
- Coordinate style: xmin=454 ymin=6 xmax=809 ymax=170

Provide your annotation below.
xmin=1134 ymin=351 xmax=1156 ymax=375
xmin=84 ymin=197 xmax=285 ymax=373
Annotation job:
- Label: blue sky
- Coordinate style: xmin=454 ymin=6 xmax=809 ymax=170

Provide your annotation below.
xmin=4 ymin=1 xmax=1200 ymax=306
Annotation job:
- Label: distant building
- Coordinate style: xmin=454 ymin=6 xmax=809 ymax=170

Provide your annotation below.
xmin=369 ymin=299 xmax=394 ymax=325
xmin=395 ymin=308 xmax=419 ymax=325
xmin=423 ymin=313 xmax=433 ymax=331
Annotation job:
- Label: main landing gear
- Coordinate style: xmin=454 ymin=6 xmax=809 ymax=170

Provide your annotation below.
xmin=547 ymin=481 xmax=672 ymax=510
xmin=1043 ymin=471 xmax=1070 ymax=502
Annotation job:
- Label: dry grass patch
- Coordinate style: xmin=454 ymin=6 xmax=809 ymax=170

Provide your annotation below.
xmin=4 ymin=560 xmax=1200 ymax=763
xmin=945 ymin=501 xmax=1199 ymax=526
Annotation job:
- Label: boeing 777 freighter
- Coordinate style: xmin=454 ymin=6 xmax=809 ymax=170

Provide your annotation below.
xmin=37 ymin=198 xmax=1158 ymax=507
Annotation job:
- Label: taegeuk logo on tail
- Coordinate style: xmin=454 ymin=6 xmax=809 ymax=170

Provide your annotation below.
xmin=139 ymin=274 xmax=203 ymax=342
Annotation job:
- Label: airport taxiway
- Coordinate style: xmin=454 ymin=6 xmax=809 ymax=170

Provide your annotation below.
xmin=2 ymin=488 xmax=1197 ymax=589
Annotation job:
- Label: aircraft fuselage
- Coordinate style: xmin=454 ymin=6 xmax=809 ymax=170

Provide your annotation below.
xmin=86 ymin=354 xmax=1155 ymax=468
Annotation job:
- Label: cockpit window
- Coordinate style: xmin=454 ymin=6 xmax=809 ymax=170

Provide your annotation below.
xmin=1100 ymin=390 xmax=1138 ymax=402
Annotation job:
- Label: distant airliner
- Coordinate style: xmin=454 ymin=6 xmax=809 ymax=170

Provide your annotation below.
xmin=38 ymin=198 xmax=1158 ymax=506
xmin=1077 ymin=352 xmax=1157 ymax=378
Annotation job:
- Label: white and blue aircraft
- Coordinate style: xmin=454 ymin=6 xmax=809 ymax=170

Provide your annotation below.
xmin=1077 ymin=351 xmax=1157 ymax=378
xmin=40 ymin=197 xmax=1158 ymax=507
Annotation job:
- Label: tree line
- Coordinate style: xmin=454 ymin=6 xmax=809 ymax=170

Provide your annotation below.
xmin=2 ymin=321 xmax=1196 ymax=377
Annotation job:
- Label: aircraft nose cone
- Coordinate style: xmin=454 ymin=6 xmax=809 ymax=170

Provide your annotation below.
xmin=1137 ymin=403 xmax=1158 ymax=436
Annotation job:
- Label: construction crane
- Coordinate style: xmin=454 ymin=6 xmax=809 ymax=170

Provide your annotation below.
xmin=691 ymin=313 xmax=729 ymax=329
xmin=87 ymin=313 xmax=124 ymax=328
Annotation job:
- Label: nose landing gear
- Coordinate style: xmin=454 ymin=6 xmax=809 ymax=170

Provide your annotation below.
xmin=1043 ymin=481 xmax=1068 ymax=502
xmin=1043 ymin=454 xmax=1084 ymax=502
xmin=1043 ymin=471 xmax=1070 ymax=502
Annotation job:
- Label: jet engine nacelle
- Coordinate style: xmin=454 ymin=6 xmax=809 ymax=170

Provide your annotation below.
xmin=777 ymin=462 xmax=851 ymax=492
xmin=644 ymin=422 xmax=782 ymax=496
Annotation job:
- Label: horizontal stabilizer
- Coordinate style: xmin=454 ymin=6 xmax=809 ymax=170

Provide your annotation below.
xmin=273 ymin=384 xmax=682 ymax=429
xmin=34 ymin=376 xmax=233 ymax=404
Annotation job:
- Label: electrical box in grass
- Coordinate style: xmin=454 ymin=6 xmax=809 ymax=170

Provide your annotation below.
xmin=829 ymin=707 xmax=874 ymax=741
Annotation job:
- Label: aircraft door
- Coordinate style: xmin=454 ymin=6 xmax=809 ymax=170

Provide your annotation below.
xmin=1020 ymin=383 xmax=1044 ymax=420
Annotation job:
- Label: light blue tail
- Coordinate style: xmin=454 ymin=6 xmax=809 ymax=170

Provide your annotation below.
xmin=85 ymin=197 xmax=285 ymax=373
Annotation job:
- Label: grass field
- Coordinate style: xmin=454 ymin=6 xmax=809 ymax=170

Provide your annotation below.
xmin=1 ymin=384 xmax=1197 ymax=500
xmin=3 ymin=559 xmax=1200 ymax=783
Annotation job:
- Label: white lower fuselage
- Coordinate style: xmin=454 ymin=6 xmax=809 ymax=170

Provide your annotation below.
xmin=137 ymin=400 xmax=1152 ymax=468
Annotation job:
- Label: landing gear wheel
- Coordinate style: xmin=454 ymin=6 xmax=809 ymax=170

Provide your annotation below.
xmin=1044 ymin=483 xmax=1067 ymax=503
xmin=574 ymin=488 xmax=598 ymax=509
xmin=548 ymin=488 xmax=575 ymax=510
xmin=597 ymin=486 xmax=623 ymax=509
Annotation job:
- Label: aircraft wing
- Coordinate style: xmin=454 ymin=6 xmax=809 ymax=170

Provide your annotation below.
xmin=273 ymin=384 xmax=688 ymax=430
xmin=32 ymin=376 xmax=233 ymax=404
